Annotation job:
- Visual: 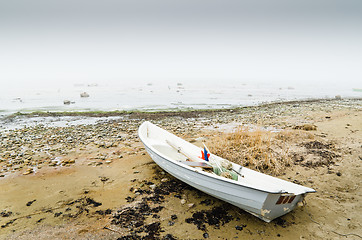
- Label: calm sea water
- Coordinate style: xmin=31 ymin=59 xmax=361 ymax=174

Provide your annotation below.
xmin=0 ymin=80 xmax=361 ymax=117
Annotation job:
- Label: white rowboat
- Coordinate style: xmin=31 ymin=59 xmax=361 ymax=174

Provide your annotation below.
xmin=138 ymin=121 xmax=316 ymax=222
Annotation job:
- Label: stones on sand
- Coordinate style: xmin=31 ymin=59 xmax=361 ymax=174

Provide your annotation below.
xmin=23 ymin=168 xmax=33 ymax=175
xmin=235 ymin=225 xmax=246 ymax=231
xmin=293 ymin=124 xmax=317 ymax=131
xmin=0 ymin=210 xmax=13 ymax=217
xmin=62 ymin=159 xmax=75 ymax=165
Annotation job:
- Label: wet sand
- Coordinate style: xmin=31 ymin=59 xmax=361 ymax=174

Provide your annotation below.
xmin=0 ymin=99 xmax=361 ymax=239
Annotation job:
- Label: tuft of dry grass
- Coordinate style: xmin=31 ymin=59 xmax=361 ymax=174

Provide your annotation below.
xmin=207 ymin=127 xmax=314 ymax=176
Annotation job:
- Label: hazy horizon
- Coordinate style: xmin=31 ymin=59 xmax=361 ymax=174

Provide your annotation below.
xmin=1 ymin=0 xmax=361 ymax=87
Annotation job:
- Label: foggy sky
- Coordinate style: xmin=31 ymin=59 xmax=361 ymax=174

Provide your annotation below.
xmin=0 ymin=0 xmax=361 ymax=86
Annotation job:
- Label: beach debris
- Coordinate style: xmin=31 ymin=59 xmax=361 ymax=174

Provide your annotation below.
xmin=95 ymin=209 xmax=112 ymax=215
xmin=54 ymin=212 xmax=62 ymax=217
xmin=300 ymin=140 xmax=340 ymax=167
xmin=335 ymin=95 xmax=342 ymax=100
xmin=304 ymin=140 xmax=333 ymax=150
xmin=163 ymin=234 xmax=178 ymax=240
xmin=36 ymin=217 xmax=45 ymax=223
xmin=293 ymin=124 xmax=317 ymax=131
xmin=80 ymin=92 xmax=90 ymax=98
xmin=1 ymin=219 xmax=16 ymax=228
xmin=111 ymin=199 xmax=165 ymax=239
xmin=26 ymin=199 xmax=36 ymax=206
xmin=0 ymin=210 xmax=13 ymax=217
xmin=66 ymin=197 xmax=102 ymax=207
xmin=187 ymin=203 xmax=195 ymax=208
xmin=200 ymin=199 xmax=214 ymax=206
xmin=235 ymin=225 xmax=246 ymax=231
xmin=99 ymin=176 xmax=109 ymax=185
xmin=185 ymin=206 xmax=234 ymax=231
xmin=274 ymin=217 xmax=288 ymax=228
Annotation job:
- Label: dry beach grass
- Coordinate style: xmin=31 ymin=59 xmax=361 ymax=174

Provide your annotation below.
xmin=208 ymin=127 xmax=314 ymax=176
xmin=0 ymin=99 xmax=361 ymax=239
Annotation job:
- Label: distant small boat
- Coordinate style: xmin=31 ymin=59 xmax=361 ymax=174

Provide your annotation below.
xmin=80 ymin=92 xmax=90 ymax=98
xmin=138 ymin=121 xmax=316 ymax=222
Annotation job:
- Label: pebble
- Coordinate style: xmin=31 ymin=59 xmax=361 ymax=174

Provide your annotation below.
xmin=23 ymin=168 xmax=33 ymax=175
xmin=62 ymin=159 xmax=75 ymax=164
xmin=180 ymin=199 xmax=186 ymax=205
xmin=187 ymin=203 xmax=195 ymax=208
xmin=235 ymin=225 xmax=243 ymax=231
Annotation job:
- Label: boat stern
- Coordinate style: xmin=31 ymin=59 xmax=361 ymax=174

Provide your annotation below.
xmin=257 ymin=193 xmax=308 ymax=222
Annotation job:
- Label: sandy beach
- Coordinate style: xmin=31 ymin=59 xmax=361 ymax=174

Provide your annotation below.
xmin=0 ymin=99 xmax=361 ymax=240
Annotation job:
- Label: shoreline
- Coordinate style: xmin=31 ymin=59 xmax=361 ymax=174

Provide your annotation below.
xmin=0 ymin=99 xmax=361 ymax=239
xmin=2 ymin=97 xmax=361 ymax=120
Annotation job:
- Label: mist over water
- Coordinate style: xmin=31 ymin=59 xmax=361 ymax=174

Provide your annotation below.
xmin=0 ymin=0 xmax=361 ymax=115
xmin=0 ymin=78 xmax=360 ymax=116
